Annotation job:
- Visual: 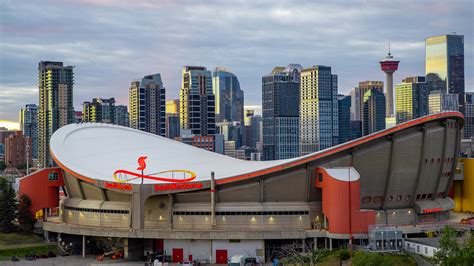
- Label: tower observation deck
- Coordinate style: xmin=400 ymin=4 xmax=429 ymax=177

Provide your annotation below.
xmin=380 ymin=49 xmax=400 ymax=118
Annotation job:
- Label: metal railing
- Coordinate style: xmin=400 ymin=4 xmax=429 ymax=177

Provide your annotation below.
xmin=369 ymin=221 xmax=474 ymax=232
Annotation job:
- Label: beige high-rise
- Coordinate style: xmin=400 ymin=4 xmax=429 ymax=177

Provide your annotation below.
xmin=38 ymin=61 xmax=74 ymax=168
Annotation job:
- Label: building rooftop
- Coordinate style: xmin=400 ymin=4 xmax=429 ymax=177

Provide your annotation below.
xmin=49 ymin=112 xmax=463 ymax=185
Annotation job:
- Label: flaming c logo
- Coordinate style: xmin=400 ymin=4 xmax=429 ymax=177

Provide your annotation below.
xmin=113 ymin=156 xmax=196 ymax=183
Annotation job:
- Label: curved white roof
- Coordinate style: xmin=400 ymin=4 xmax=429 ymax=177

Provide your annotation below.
xmin=49 ymin=112 xmax=463 ymax=185
xmin=50 ymin=123 xmax=293 ymax=184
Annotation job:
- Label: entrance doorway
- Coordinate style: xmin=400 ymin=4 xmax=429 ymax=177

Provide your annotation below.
xmin=172 ymin=248 xmax=183 ymax=263
xmin=216 ymin=249 xmax=228 ymax=264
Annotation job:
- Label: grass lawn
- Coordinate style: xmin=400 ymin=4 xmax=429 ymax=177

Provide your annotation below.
xmin=314 ymin=249 xmax=417 ymax=266
xmin=382 ymin=253 xmax=417 ymax=266
xmin=0 ymin=244 xmax=59 ymax=261
xmin=316 ymin=251 xmax=343 ymax=265
xmin=0 ymin=232 xmax=44 ymax=249
xmin=0 ymin=232 xmax=59 ymax=261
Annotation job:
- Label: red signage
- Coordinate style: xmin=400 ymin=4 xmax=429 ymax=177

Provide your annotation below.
xmin=112 ymin=156 xmax=200 ymax=191
xmin=423 ymin=207 xmax=443 ymax=214
xmin=154 ymin=183 xmax=203 ymax=191
xmin=113 ymin=156 xmax=197 ymax=183
xmin=104 ymin=182 xmax=132 ymax=191
xmin=137 ymin=156 xmax=147 ymax=171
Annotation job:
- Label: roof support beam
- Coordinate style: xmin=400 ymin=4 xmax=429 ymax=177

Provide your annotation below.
xmin=77 ymin=179 xmax=86 ymax=200
xmin=410 ymin=126 xmax=427 ymax=206
xmin=444 ymin=121 xmax=461 ymax=197
xmin=433 ymin=122 xmax=448 ymax=200
xmin=168 ymin=194 xmax=173 ymax=229
xmin=381 ymin=135 xmax=395 ymax=210
xmin=60 ymin=170 xmax=72 ymax=197
xmin=100 ymin=188 xmax=108 ymax=201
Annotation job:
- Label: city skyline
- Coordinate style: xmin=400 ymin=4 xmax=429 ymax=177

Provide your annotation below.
xmin=1 ymin=0 xmax=473 ymax=125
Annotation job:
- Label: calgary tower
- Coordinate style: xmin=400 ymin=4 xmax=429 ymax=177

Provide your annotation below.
xmin=379 ymin=45 xmax=400 ymax=118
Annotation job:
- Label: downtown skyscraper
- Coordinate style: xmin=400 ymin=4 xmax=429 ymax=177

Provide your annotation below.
xmin=337 ymin=95 xmax=351 ymax=144
xmin=165 ymin=99 xmax=180 ymax=140
xmin=129 ymin=74 xmax=166 ymax=136
xmin=428 ymin=90 xmax=459 ymax=114
xmin=83 ymin=98 xmax=116 ymax=124
xmin=262 ymin=64 xmax=301 ymax=160
xmin=38 ymin=61 xmax=74 ymax=168
xmin=212 ymin=67 xmax=244 ymax=125
xmin=179 ymin=66 xmax=215 ymax=136
xmin=19 ymin=104 xmax=38 ymax=159
xmin=363 ymin=89 xmax=386 ymax=135
xmin=425 ymin=34 xmax=465 ymax=112
xmin=300 ymin=65 xmax=338 ymax=155
xmin=114 ymin=105 xmax=129 ymax=127
xmin=465 ymin=93 xmax=474 ymax=139
xmin=395 ymin=76 xmax=430 ymax=124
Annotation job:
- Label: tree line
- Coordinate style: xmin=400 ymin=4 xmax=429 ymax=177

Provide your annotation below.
xmin=0 ymin=177 xmax=36 ymax=234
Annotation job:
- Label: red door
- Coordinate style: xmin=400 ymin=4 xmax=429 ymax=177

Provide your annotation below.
xmin=154 ymin=239 xmax=163 ymax=252
xmin=216 ymin=249 xmax=228 ymax=264
xmin=172 ymin=248 xmax=183 ymax=263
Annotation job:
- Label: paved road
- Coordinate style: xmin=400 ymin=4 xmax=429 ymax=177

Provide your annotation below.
xmin=1 ymin=255 xmax=145 ymax=266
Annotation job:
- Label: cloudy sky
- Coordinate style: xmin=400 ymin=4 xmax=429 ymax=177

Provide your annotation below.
xmin=0 ymin=0 xmax=473 ymax=124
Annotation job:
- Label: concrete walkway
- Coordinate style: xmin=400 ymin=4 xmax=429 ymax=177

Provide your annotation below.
xmin=410 ymin=253 xmax=434 ymax=266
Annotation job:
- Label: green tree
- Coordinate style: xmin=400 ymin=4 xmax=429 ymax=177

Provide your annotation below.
xmin=0 ymin=161 xmax=6 ymax=171
xmin=455 ymin=233 xmax=474 ymax=266
xmin=434 ymin=226 xmax=474 ymax=266
xmin=16 ymin=163 xmax=27 ymax=170
xmin=17 ymin=194 xmax=36 ymax=233
xmin=0 ymin=178 xmax=17 ymax=232
xmin=434 ymin=226 xmax=460 ymax=265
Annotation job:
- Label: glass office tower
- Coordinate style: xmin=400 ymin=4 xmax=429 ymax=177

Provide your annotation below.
xmin=425 ymin=34 xmax=464 ymax=112
xmin=262 ymin=64 xmax=301 ymax=160
xmin=212 ymin=67 xmax=244 ymax=125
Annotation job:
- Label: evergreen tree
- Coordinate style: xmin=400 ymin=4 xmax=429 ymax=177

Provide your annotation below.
xmin=17 ymin=194 xmax=36 ymax=233
xmin=0 ymin=178 xmax=17 ymax=232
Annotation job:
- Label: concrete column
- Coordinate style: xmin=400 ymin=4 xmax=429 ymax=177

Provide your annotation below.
xmin=329 ymin=238 xmax=332 ymax=251
xmin=302 ymin=239 xmax=305 ymax=252
xmin=325 ymin=238 xmax=327 ymax=249
xmin=82 ymin=235 xmax=86 ymax=258
xmin=43 ymin=230 xmax=49 ymax=242
xmin=131 ymin=187 xmax=145 ymax=230
xmin=209 ymin=239 xmax=213 ymax=263
xmin=211 ymin=172 xmax=216 ymax=227
xmin=124 ymin=239 xmax=129 ymax=259
xmin=314 ymin=237 xmax=318 ymax=250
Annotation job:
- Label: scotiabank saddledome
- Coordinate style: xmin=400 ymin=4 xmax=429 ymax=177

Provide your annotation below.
xmin=22 ymin=112 xmax=463 ymax=262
